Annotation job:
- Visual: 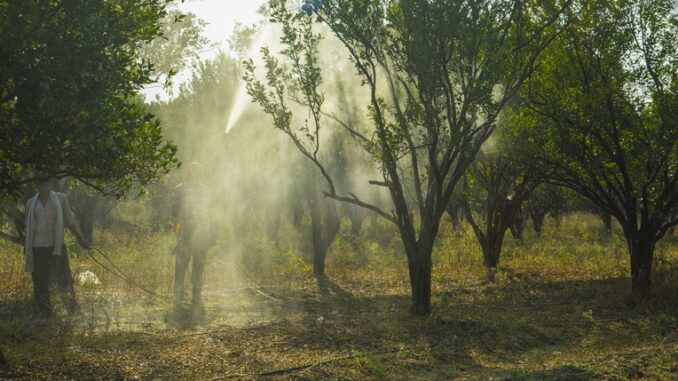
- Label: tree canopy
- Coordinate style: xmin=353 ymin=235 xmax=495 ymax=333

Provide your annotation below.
xmin=0 ymin=0 xmax=179 ymax=198
xmin=246 ymin=0 xmax=573 ymax=314
xmin=507 ymin=0 xmax=677 ymax=292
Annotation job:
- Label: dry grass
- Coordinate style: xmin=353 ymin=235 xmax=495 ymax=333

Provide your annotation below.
xmin=0 ymin=213 xmax=676 ymax=380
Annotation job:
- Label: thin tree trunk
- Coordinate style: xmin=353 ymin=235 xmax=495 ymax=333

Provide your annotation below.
xmin=347 ymin=209 xmax=367 ymax=264
xmin=345 ymin=205 xmax=367 ymax=237
xmin=509 ymin=221 xmax=524 ymax=241
xmin=97 ymin=198 xmax=115 ymax=230
xmin=310 ymin=198 xmax=325 ymax=278
xmin=310 ymin=197 xmax=340 ymax=279
xmin=79 ymin=201 xmax=97 ymax=244
xmin=349 ymin=211 xmax=365 ymax=236
xmin=291 ymin=198 xmax=304 ymax=231
xmin=530 ymin=211 xmax=546 ymax=235
xmin=600 ymin=212 xmax=612 ymax=235
xmin=446 ymin=200 xmax=463 ymax=229
xmin=266 ymin=214 xmax=280 ymax=243
xmin=509 ymin=208 xmax=527 ymax=241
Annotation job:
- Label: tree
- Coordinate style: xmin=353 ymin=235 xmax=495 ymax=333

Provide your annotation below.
xmin=307 ymin=173 xmax=341 ymax=279
xmin=66 ymin=182 xmax=117 ymax=242
xmin=445 ymin=190 xmax=465 ymax=230
xmin=246 ymin=0 xmax=573 ymax=314
xmin=140 ymin=9 xmax=209 ymax=90
xmin=509 ymin=0 xmax=678 ymax=293
xmin=522 ymin=184 xmax=567 ymax=235
xmin=508 ymin=205 xmax=528 ymax=241
xmin=0 ymin=0 xmax=179 ymax=198
xmin=461 ymin=151 xmax=541 ymax=268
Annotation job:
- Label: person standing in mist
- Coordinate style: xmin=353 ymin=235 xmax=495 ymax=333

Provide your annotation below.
xmin=171 ymin=162 xmax=216 ymax=315
xmin=24 ymin=174 xmax=91 ymax=318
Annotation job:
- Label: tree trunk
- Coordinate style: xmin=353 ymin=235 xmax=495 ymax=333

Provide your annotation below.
xmin=291 ymin=197 xmax=304 ymax=231
xmin=482 ymin=237 xmax=501 ymax=268
xmin=312 ymin=239 xmax=327 ymax=278
xmin=310 ymin=196 xmax=340 ymax=279
xmin=509 ymin=221 xmax=524 ymax=241
xmin=310 ymin=199 xmax=325 ymax=278
xmin=446 ymin=204 xmax=462 ymax=227
xmin=266 ymin=213 xmax=280 ymax=243
xmin=509 ymin=209 xmax=527 ymax=241
xmin=406 ymin=241 xmax=432 ymax=316
xmin=600 ymin=212 xmax=612 ymax=235
xmin=347 ymin=208 xmax=367 ymax=265
xmin=461 ymin=198 xmax=505 ymax=269
xmin=97 ymin=198 xmax=115 ymax=230
xmin=349 ymin=210 xmax=365 ymax=236
xmin=627 ymin=232 xmax=654 ymax=294
xmin=79 ymin=201 xmax=97 ymax=244
xmin=530 ymin=211 xmax=546 ymax=235
xmin=69 ymin=193 xmax=100 ymax=244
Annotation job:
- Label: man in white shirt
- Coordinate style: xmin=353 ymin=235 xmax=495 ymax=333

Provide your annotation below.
xmin=25 ymin=175 xmax=91 ymax=318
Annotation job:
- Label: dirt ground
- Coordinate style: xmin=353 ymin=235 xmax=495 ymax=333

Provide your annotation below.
xmin=0 ymin=267 xmax=676 ymax=380
xmin=1 ymin=215 xmax=677 ymax=380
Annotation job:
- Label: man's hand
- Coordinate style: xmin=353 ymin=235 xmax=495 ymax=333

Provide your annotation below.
xmin=79 ymin=239 xmax=93 ymax=250
xmin=66 ymin=223 xmax=92 ymax=250
xmin=73 ymin=231 xmax=92 ymax=250
xmin=171 ymin=220 xmax=181 ymax=233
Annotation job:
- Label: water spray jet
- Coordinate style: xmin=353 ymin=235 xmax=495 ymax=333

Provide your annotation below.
xmin=224 ymin=83 xmax=248 ymax=134
xmin=224 ymin=25 xmax=275 ymax=134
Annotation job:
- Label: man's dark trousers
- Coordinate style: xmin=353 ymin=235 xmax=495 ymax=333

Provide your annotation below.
xmin=31 ymin=246 xmax=78 ymax=317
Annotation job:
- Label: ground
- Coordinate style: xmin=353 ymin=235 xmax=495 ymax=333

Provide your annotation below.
xmin=0 ymin=214 xmax=676 ymax=380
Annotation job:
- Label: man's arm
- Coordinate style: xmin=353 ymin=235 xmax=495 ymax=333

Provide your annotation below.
xmin=171 ymin=184 xmax=183 ymax=233
xmin=59 ymin=193 xmax=91 ymax=249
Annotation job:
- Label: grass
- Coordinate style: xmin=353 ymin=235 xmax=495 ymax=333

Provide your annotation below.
xmin=0 ymin=213 xmax=676 ymax=380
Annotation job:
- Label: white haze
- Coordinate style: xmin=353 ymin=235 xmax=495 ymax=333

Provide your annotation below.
xmin=138 ymin=16 xmax=396 ymax=327
xmin=143 ymin=0 xmax=267 ymax=101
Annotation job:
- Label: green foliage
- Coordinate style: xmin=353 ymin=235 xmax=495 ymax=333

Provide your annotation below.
xmin=581 ymin=309 xmax=605 ymax=348
xmin=243 ymin=2 xmax=327 ymax=186
xmin=461 ymin=149 xmax=542 ymax=267
xmin=506 ymin=0 xmax=677 ymax=291
xmin=227 ymin=22 xmax=259 ymax=58
xmin=510 ymin=0 xmax=677 ymax=225
xmin=139 ymin=9 xmax=210 ymax=89
xmin=282 ymin=249 xmax=314 ymax=276
xmin=0 ymin=0 xmax=179 ymax=198
xmin=249 ymin=0 xmax=573 ymax=314
xmin=152 ymin=52 xmax=242 ymax=158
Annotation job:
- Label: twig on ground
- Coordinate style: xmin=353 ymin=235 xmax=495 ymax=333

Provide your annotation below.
xmin=236 ymin=263 xmax=284 ymax=302
xmin=177 ymin=320 xmax=286 ymax=338
xmin=65 ymin=320 xmax=288 ymax=351
xmin=452 ymin=301 xmax=572 ymax=309
xmin=210 ymin=348 xmax=401 ymax=379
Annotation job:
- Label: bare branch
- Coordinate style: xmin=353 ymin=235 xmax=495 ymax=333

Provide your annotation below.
xmin=0 ymin=230 xmax=22 ymax=245
xmin=323 ymin=191 xmax=397 ymax=224
xmin=368 ymin=180 xmax=391 ymax=187
xmin=320 ymin=111 xmax=370 ymax=143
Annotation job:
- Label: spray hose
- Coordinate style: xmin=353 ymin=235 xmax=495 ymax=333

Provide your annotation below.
xmin=86 ymin=247 xmax=282 ymax=303
xmin=86 ymin=247 xmax=170 ymax=301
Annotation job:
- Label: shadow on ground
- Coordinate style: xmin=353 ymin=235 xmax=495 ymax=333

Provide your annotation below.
xmin=0 ymin=273 xmax=675 ymax=380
